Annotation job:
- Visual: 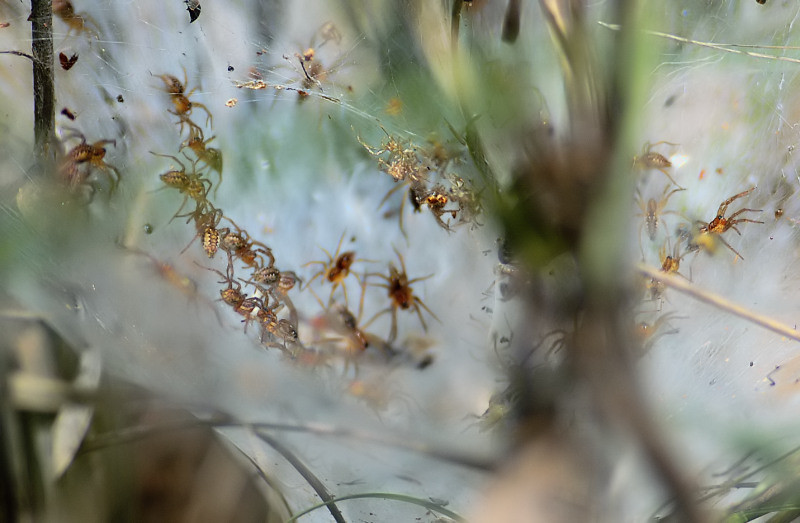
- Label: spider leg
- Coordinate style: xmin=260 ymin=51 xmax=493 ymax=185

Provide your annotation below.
xmin=657 ymin=168 xmax=684 ymax=190
xmin=727 ymin=208 xmax=762 ymax=220
xmin=717 ymin=235 xmax=744 ymax=261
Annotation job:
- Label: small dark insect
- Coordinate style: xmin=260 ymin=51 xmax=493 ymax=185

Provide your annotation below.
xmin=227 ymin=65 xmax=234 ymax=72
xmin=185 ymin=0 xmax=201 ymax=23
xmin=61 ymin=107 xmax=76 ymax=120
xmin=59 ymin=52 xmax=78 ymax=70
xmin=756 ymin=0 xmax=766 ymax=4
xmin=116 ymin=94 xmax=124 ymax=103
xmin=144 ymin=223 xmax=153 ymax=234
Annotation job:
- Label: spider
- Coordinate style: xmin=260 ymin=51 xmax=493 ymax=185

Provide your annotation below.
xmin=53 ymin=0 xmax=99 ymax=38
xmin=179 ymin=204 xmax=223 ymax=258
xmin=218 ymin=217 xmax=275 ymax=269
xmin=364 ymin=247 xmax=439 ymax=343
xmin=303 ymin=232 xmax=370 ymax=307
xmin=155 ymin=69 xmax=213 ymax=131
xmin=695 ymin=187 xmax=763 ymax=260
xmin=180 ymin=126 xmax=223 ymax=193
xmin=58 ymin=130 xmax=120 ymax=196
xmin=151 ymin=151 xmax=212 ymax=217
xmin=648 ymin=237 xmax=690 ymax=302
xmin=423 ymin=185 xmax=458 ymax=231
xmin=204 ymin=264 xmax=262 ymax=329
xmin=633 ymin=141 xmax=684 ymax=189
xmin=636 ymin=185 xmax=684 ymax=243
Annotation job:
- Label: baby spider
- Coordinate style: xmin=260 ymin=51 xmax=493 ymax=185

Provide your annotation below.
xmin=58 ymin=130 xmax=120 ymax=196
xmin=53 ymin=0 xmax=100 ymax=38
xmin=218 ymin=217 xmax=275 ymax=269
xmin=303 ymin=232 xmax=371 ymax=307
xmin=695 ymin=187 xmax=763 ymax=260
xmin=364 ymin=247 xmax=439 ymax=343
xmin=151 ymin=151 xmax=212 ymax=217
xmin=636 ymin=185 xmax=684 ymax=243
xmin=203 ymin=263 xmax=261 ymax=328
xmin=423 ymin=185 xmax=458 ymax=231
xmin=180 ymin=126 xmax=223 ymax=193
xmin=648 ymin=237 xmax=690 ymax=303
xmin=633 ymin=141 xmax=684 ymax=189
xmin=154 ymin=69 xmax=213 ymax=131
xmin=179 ymin=203 xmax=223 ymax=258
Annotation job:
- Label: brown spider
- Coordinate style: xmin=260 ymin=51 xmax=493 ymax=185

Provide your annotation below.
xmin=58 ymin=130 xmax=120 ymax=196
xmin=633 ymin=141 xmax=684 ymax=189
xmin=53 ymin=0 xmax=99 ymax=38
xmin=364 ymin=248 xmax=438 ymax=343
xmin=636 ymin=185 xmax=684 ymax=243
xmin=151 ymin=151 xmax=212 ymax=217
xmin=648 ymin=238 xmax=690 ymax=302
xmin=219 ymin=217 xmax=275 ymax=268
xmin=203 ymin=264 xmax=262 ymax=329
xmin=180 ymin=126 xmax=223 ymax=192
xmin=179 ymin=204 xmax=223 ymax=258
xmin=303 ymin=232 xmax=370 ymax=307
xmin=695 ymin=187 xmax=763 ymax=260
xmin=155 ymin=69 xmax=213 ymax=131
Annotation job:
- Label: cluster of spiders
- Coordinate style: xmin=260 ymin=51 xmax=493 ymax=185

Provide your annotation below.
xmin=234 ymin=21 xmax=349 ymax=103
xmin=357 ymin=128 xmax=483 ymax=235
xmin=632 ymin=140 xmax=764 ymax=340
xmin=149 ymin=71 xmax=439 ymax=368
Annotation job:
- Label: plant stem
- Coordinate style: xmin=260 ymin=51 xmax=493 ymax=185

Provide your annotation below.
xmin=30 ymin=0 xmax=55 ymax=163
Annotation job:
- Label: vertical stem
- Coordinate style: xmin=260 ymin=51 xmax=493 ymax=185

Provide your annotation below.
xmin=30 ymin=0 xmax=55 ymax=163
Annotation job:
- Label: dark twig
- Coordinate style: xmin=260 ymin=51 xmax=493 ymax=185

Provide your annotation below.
xmin=0 ymin=50 xmax=34 ymax=61
xmin=254 ymin=429 xmax=346 ymax=523
xmin=30 ymin=0 xmax=56 ymax=163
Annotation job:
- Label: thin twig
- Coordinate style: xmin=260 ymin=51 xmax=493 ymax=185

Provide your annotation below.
xmin=638 ymin=264 xmax=800 ymax=342
xmin=286 ymin=492 xmax=466 ymax=522
xmin=253 ymin=429 xmax=346 ymax=523
xmin=82 ymin=416 xmax=496 ymax=471
xmin=598 ymin=21 xmax=800 ymax=65
xmin=0 ymin=50 xmax=33 ymax=61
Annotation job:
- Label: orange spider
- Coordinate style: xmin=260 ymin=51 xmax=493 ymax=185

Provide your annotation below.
xmin=304 ymin=232 xmax=370 ymax=307
xmin=648 ymin=238 xmax=689 ymax=302
xmin=696 ymin=187 xmax=763 ymax=260
xmin=364 ymin=247 xmax=438 ymax=343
